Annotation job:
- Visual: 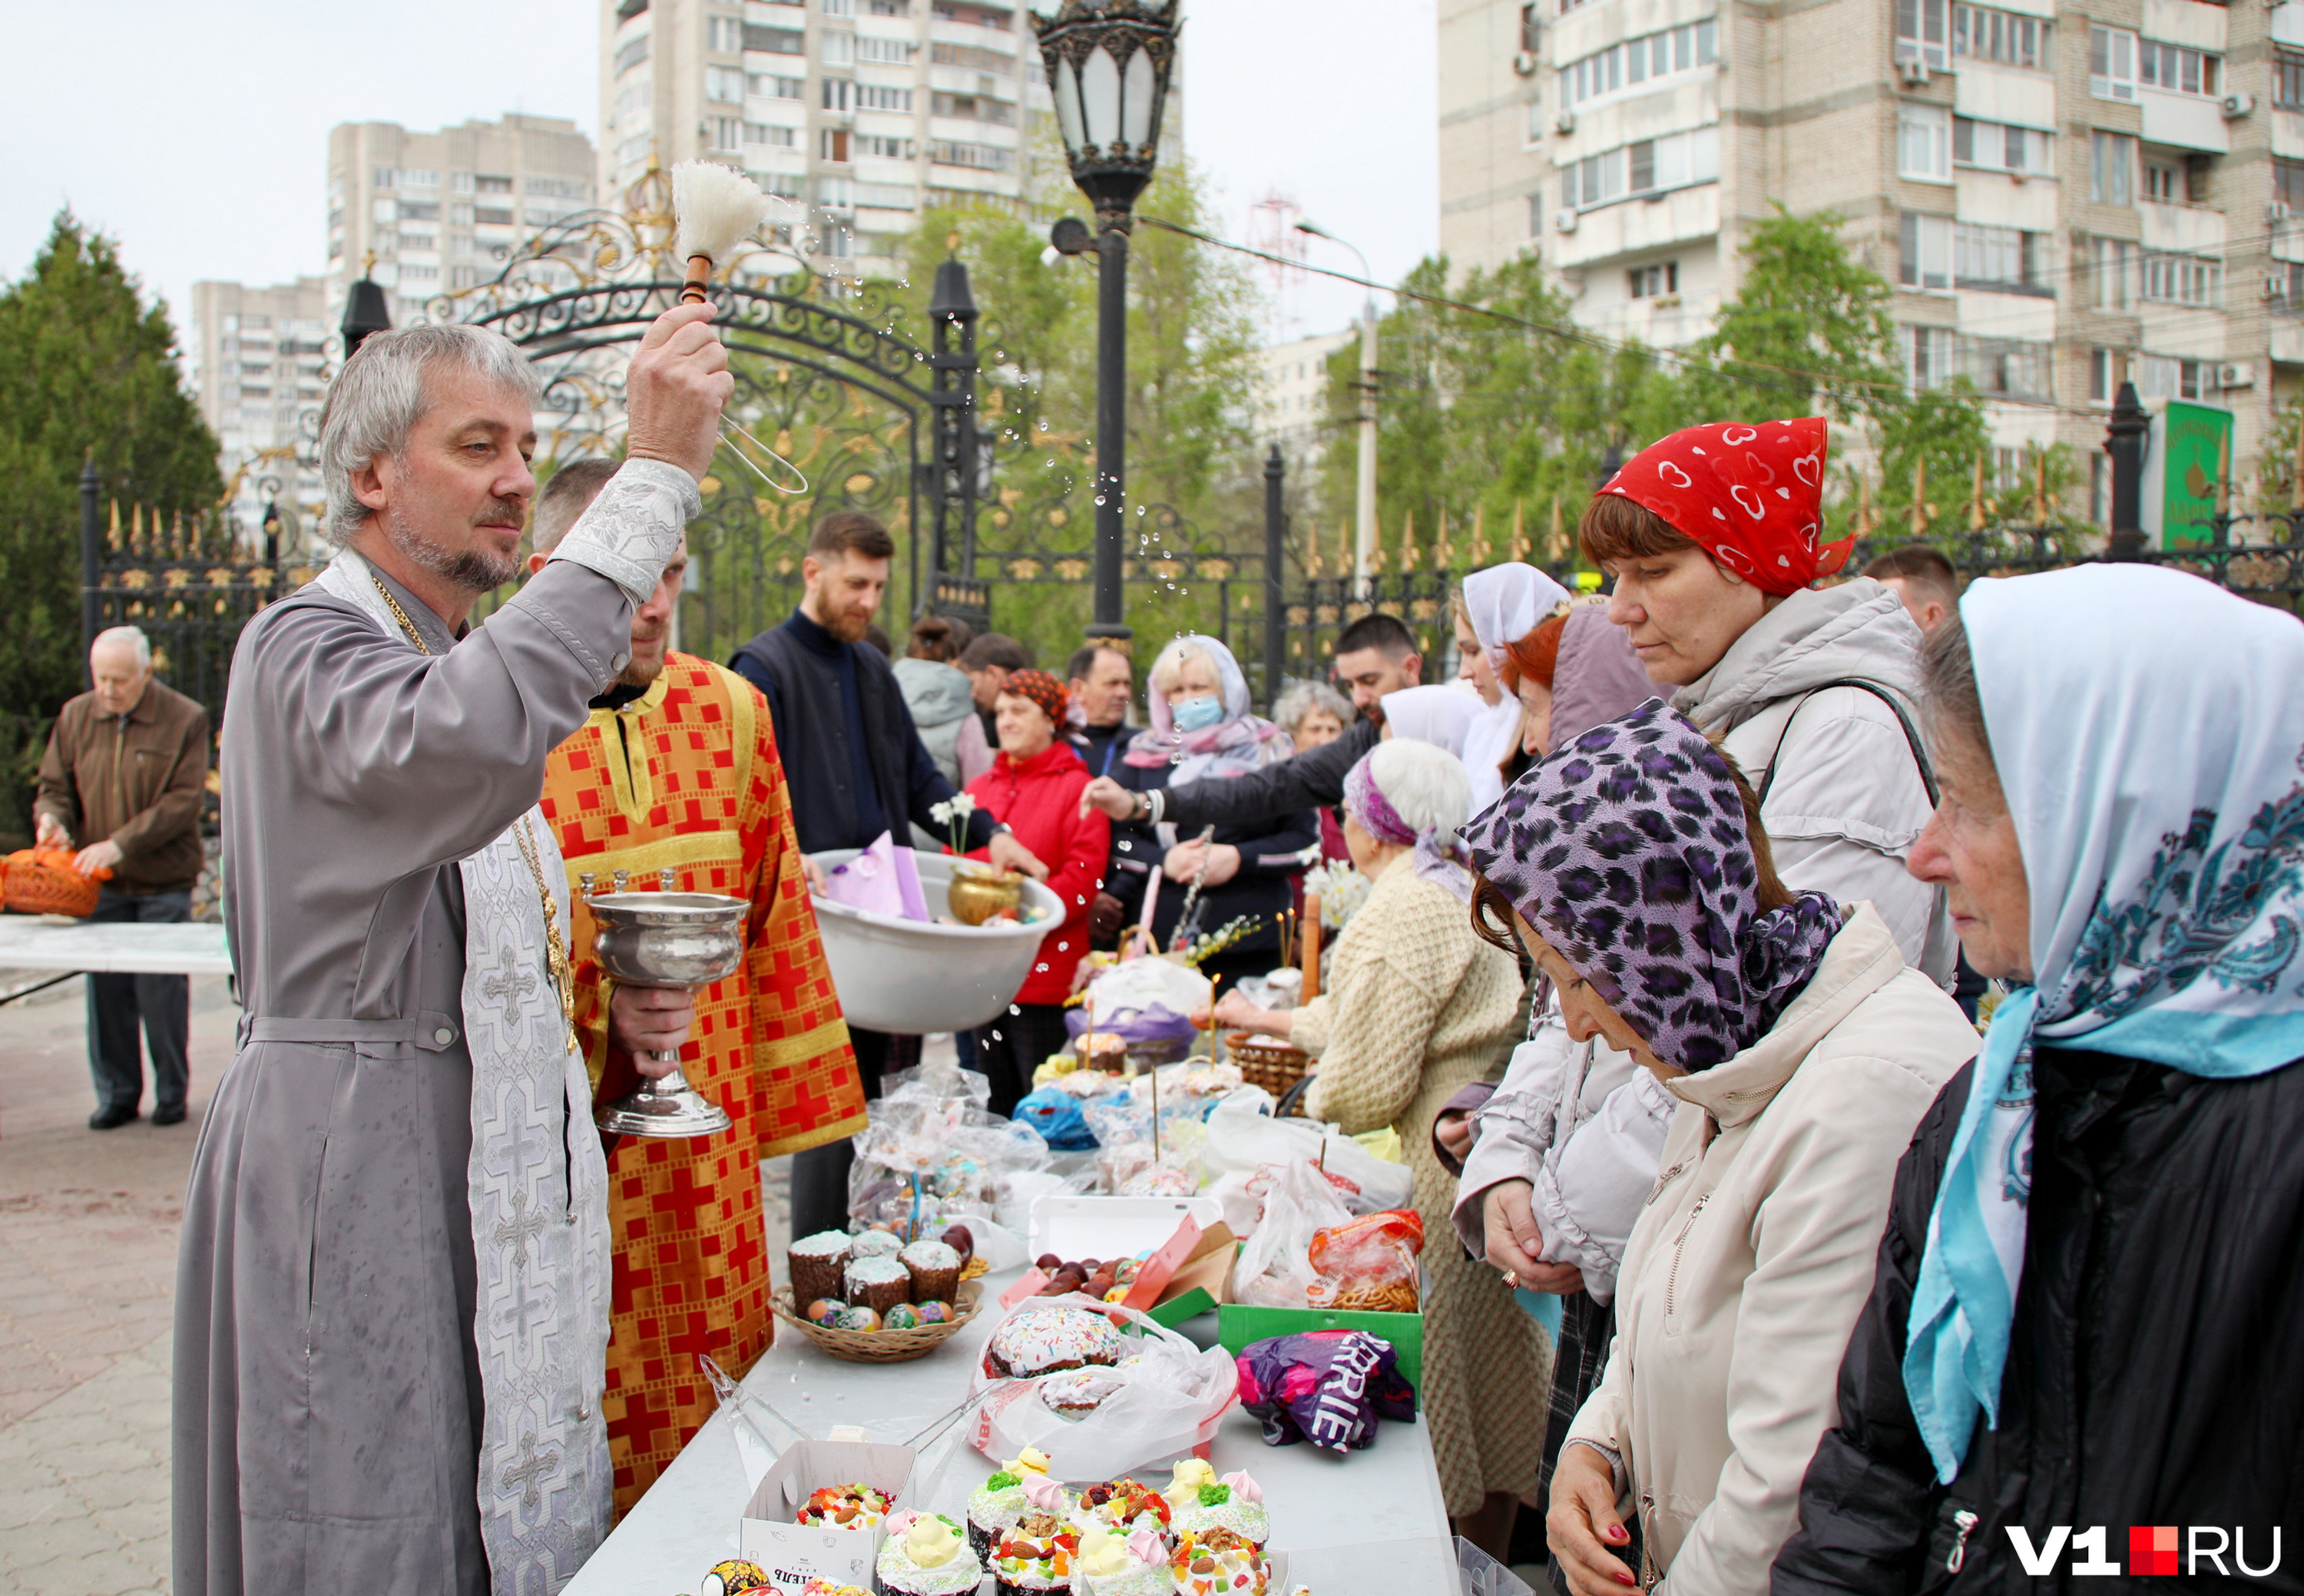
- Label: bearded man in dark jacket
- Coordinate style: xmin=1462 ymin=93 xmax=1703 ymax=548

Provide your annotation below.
xmin=1769 ymin=570 xmax=2304 ymax=1596
xmin=730 ymin=511 xmax=1044 ymax=1237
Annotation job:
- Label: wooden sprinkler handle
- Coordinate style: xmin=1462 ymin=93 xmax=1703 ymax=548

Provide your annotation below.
xmin=681 ymin=255 xmax=712 ymax=305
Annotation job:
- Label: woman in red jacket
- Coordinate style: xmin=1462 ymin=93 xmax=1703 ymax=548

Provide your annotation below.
xmin=962 ymin=668 xmax=1111 ymax=1114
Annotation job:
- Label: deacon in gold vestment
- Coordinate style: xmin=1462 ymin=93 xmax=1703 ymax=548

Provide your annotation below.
xmin=529 ymin=460 xmax=867 ymax=1512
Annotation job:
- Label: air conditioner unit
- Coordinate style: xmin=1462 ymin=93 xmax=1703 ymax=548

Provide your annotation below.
xmin=1514 ymin=48 xmax=1541 ymax=75
xmin=1555 ymin=208 xmax=1581 ymax=233
xmin=2267 ymin=273 xmax=2289 ymax=300
xmin=2218 ymin=362 xmax=2256 ymax=387
xmin=1897 ymin=58 xmax=1930 ymax=85
xmin=1554 ymin=107 xmax=1577 ymax=134
xmin=2223 ymin=91 xmax=2257 ymax=118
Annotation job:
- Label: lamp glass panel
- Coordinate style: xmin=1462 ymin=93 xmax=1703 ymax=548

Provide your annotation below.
xmin=1081 ymin=44 xmax=1122 ymax=147
xmin=1052 ymin=55 xmax=1085 ymax=153
xmin=1121 ymin=43 xmax=1156 ymax=146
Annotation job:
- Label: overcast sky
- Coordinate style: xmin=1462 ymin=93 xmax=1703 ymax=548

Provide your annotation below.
xmin=0 ymin=0 xmax=1435 ymax=350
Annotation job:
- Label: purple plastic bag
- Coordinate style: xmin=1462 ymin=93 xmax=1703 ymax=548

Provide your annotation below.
xmin=1234 ymin=1329 xmax=1416 ymax=1452
xmin=823 ymin=832 xmax=930 ymax=922
xmin=1063 ymin=1001 xmax=1199 ymax=1050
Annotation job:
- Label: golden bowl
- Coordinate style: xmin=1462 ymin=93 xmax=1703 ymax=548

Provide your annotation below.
xmin=946 ymin=860 xmax=1024 ymax=925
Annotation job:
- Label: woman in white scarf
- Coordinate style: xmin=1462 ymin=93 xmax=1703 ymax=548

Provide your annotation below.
xmin=1456 ymin=563 xmax=1571 ymax=810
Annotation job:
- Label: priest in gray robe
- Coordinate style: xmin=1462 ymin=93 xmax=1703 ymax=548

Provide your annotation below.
xmin=175 ymin=302 xmax=733 ymax=1596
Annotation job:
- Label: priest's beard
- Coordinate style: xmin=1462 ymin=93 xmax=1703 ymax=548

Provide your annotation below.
xmin=382 ymin=499 xmax=525 ymax=592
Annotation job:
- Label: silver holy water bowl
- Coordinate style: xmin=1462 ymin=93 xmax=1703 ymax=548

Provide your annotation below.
xmin=586 ymin=888 xmax=746 ymax=1138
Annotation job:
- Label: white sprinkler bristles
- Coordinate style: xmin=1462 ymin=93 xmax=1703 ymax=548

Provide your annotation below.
xmin=671 ymin=161 xmax=773 ymax=273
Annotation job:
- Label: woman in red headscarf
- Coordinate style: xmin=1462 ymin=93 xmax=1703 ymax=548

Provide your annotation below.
xmin=1583 ymin=419 xmax=1953 ymax=988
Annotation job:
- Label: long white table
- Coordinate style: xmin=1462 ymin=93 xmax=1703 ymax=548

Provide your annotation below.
xmin=0 ymin=916 xmax=233 ymax=975
xmin=566 ymin=1273 xmax=1455 ymax=1596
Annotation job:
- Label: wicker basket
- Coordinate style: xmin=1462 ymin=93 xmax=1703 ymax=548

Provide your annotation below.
xmin=1226 ymin=1032 xmax=1313 ymax=1111
xmin=768 ymin=1279 xmax=983 ymax=1364
xmin=1 ymin=853 xmax=99 ymax=918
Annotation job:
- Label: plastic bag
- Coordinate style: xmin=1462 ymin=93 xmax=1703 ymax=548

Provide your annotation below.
xmin=1197 ymin=1094 xmax=1415 ymax=1232
xmin=1306 ymin=1209 xmax=1424 ymax=1313
xmin=1236 ymin=1329 xmax=1416 ymax=1452
xmin=970 ymin=1293 xmax=1239 ymax=1482
xmin=819 ymin=831 xmax=929 ymax=922
xmin=1230 ymin=1160 xmax=1353 ymax=1308
xmin=1012 ymin=1088 xmax=1098 ymax=1151
xmin=848 ymin=1060 xmax=1053 ymax=1240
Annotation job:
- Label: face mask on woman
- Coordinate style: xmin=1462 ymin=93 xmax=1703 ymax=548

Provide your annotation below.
xmin=1171 ymin=695 xmax=1226 ymax=733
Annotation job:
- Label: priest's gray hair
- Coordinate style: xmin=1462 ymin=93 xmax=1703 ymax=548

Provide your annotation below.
xmin=317 ymin=324 xmax=541 ymax=545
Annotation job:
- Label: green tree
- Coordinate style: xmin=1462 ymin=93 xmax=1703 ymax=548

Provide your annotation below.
xmin=882 ymin=149 xmax=1265 ymax=667
xmin=0 ymin=213 xmax=220 ymax=837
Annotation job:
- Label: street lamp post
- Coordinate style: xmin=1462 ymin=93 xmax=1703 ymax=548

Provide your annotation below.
xmin=1033 ymin=0 xmax=1181 ymax=643
xmin=1295 ymin=221 xmax=1379 ymax=594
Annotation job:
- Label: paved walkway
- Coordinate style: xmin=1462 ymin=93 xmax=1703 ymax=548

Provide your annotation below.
xmin=0 ymin=970 xmax=236 ymax=1596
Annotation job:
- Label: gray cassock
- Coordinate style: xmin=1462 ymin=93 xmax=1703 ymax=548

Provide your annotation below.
xmin=174 ymin=461 xmax=700 ymax=1596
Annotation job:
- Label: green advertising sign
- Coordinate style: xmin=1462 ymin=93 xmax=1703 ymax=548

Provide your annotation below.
xmin=2157 ymin=400 xmax=2233 ymax=549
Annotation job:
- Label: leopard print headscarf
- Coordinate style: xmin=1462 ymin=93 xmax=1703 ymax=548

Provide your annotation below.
xmin=1462 ymin=700 xmax=1844 ymax=1070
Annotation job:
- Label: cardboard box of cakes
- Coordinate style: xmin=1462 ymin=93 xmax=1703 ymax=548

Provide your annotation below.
xmin=997 ymin=1197 xmax=1235 ymax=1323
xmin=739 ymin=1439 xmax=913 ymax=1588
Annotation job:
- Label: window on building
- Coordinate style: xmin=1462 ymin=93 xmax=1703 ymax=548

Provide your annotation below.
xmin=1528 ymin=191 xmax=1545 ymax=237
xmin=826 ymin=0 xmax=856 ymax=12
xmin=2137 ymin=354 xmax=2204 ymax=400
xmin=753 ymin=73 xmax=806 ymax=99
xmin=2185 ymin=153 xmax=2210 ymax=204
xmin=867 ymin=0 xmax=910 ymax=13
xmin=1561 ymin=20 xmax=1715 ymax=108
xmin=2141 ymin=251 xmax=2221 ymax=305
xmin=450 ymin=172 xmax=474 ymax=194
xmin=478 ymin=203 xmax=518 ymax=224
xmin=930 ymin=138 xmax=1017 ymax=171
xmin=399 ymin=232 xmax=436 ymax=253
xmin=856 ymin=180 xmax=919 ymax=208
xmin=1898 ymin=103 xmax=1951 ymax=180
xmin=372 ymin=166 xmax=396 ymax=188
xmin=617 ymin=81 xmax=650 ymax=119
xmin=823 ymin=77 xmax=855 ymax=111
xmin=821 ymin=128 xmax=852 ymax=161
xmin=1897 ymin=0 xmax=1949 ymax=69
xmin=1900 ymin=214 xmax=1953 ymax=291
xmin=1953 ymin=221 xmax=2039 ymax=287
xmin=857 ymin=35 xmax=913 ymax=63
xmin=1953 ymin=116 xmax=2051 ymax=174
xmin=478 ymin=174 xmax=513 ymax=194
xmin=823 ymin=31 xmax=856 ymax=64
xmin=745 ymin=24 xmax=805 ymax=52
xmin=711 ymin=117 xmax=743 ymax=151
xmin=2090 ymin=27 xmax=2137 ymax=101
xmin=2276 ymin=52 xmax=2304 ymax=110
xmin=615 ymin=34 xmax=650 ymax=75
xmin=2138 ymin=39 xmax=2218 ymax=97
xmin=746 ymin=122 xmax=799 ymax=146
xmin=858 ymin=84 xmax=913 ymax=110
xmin=707 ymin=65 xmax=745 ymax=101
xmin=932 ymin=91 xmax=1016 ymax=123
xmin=707 ymin=15 xmax=742 ymax=50
xmin=2090 ymin=131 xmax=2136 ymax=203
xmin=2277 ymin=157 xmax=2304 ymax=213
xmin=400 ymin=201 xmax=441 ymax=221
xmin=2145 ymin=160 xmax=2178 ymax=200
xmin=930 ymin=0 xmax=1011 ymax=27
xmin=1628 ymin=261 xmax=1680 ymax=297
xmin=856 ymin=133 xmax=911 ymax=158
xmin=1560 ymin=126 xmax=1719 ymax=209
xmin=1952 ymin=5 xmax=2051 ymax=69
xmin=1903 ymin=324 xmax=1954 ymax=387
xmin=2092 ymin=237 xmax=2132 ymax=306
xmin=932 ymin=42 xmax=1015 ymax=72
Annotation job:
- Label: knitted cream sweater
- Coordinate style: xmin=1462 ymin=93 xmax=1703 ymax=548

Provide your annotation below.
xmin=1296 ymin=858 xmax=1553 ymax=1515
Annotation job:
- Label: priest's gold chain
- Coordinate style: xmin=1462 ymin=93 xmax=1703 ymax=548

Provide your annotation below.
xmin=372 ymin=574 xmax=578 ymax=1055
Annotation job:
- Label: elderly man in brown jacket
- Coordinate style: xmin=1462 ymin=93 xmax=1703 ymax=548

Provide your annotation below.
xmin=35 ymin=625 xmax=210 ymax=1129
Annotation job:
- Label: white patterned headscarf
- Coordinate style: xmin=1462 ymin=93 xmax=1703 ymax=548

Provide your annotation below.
xmin=1463 ymin=562 xmax=1571 ymax=674
xmin=1904 ymin=564 xmax=2304 ymax=1482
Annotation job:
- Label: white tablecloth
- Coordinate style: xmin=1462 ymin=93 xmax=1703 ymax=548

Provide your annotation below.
xmin=0 ymin=917 xmax=232 ymax=975
xmin=565 ymin=1273 xmax=1455 ymax=1595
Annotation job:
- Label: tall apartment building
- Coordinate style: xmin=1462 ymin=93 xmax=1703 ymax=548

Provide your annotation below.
xmin=1439 ymin=0 xmax=2299 ymax=502
xmin=598 ymin=0 xmax=1044 ymax=281
xmin=326 ymin=114 xmax=599 ymax=326
xmin=1254 ymin=328 xmax=1360 ymax=462
xmin=185 ymin=277 xmax=333 ymax=546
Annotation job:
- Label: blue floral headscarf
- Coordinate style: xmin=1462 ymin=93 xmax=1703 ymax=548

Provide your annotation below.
xmin=1461 ymin=700 xmax=1844 ymax=1071
xmin=1903 ymin=565 xmax=2304 ymax=1482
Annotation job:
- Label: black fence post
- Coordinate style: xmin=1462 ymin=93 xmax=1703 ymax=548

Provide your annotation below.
xmin=1263 ymin=445 xmax=1286 ymax=713
xmin=78 ymin=449 xmax=101 ymax=686
xmin=2106 ymin=379 xmax=2149 ymax=561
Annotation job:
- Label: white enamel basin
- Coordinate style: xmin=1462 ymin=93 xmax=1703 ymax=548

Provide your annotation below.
xmin=806 ymin=849 xmax=1067 ymax=1034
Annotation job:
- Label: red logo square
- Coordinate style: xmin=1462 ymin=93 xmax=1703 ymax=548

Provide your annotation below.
xmin=2130 ymin=1525 xmax=2179 ymax=1575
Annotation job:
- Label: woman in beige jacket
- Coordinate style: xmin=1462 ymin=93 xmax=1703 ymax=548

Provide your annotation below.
xmin=1213 ymin=737 xmax=1541 ymax=1557
xmin=1460 ymin=702 xmax=1978 ymax=1595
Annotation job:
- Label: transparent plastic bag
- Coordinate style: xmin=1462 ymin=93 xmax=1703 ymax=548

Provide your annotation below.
xmin=1306 ymin=1208 xmax=1425 ymax=1313
xmin=1230 ymin=1159 xmax=1354 ymax=1308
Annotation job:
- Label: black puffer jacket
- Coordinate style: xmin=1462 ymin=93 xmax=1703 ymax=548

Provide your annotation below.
xmin=1773 ymin=1046 xmax=2304 ymax=1594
